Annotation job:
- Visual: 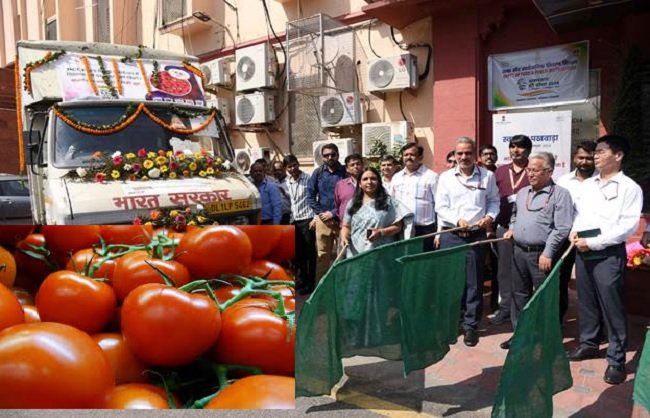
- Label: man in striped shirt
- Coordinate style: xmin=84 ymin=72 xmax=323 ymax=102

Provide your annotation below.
xmin=284 ymin=154 xmax=317 ymax=294
xmin=388 ymin=143 xmax=438 ymax=250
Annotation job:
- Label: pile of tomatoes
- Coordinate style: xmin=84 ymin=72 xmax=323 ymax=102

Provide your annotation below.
xmin=0 ymin=224 xmax=296 ymax=409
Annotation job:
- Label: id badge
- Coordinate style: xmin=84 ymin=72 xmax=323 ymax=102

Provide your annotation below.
xmin=507 ymin=194 xmax=517 ymax=204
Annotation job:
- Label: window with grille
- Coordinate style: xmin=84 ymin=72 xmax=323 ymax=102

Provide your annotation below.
xmin=289 ymin=92 xmax=327 ymax=158
xmin=161 ymin=0 xmax=186 ymax=26
xmin=45 ymin=18 xmax=57 ymax=40
xmin=94 ymin=0 xmax=111 ymax=43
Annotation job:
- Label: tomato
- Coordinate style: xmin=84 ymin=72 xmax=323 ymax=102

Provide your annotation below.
xmin=11 ymin=286 xmax=34 ymax=305
xmin=176 ymin=226 xmax=252 ymax=279
xmin=242 ymin=259 xmax=292 ymax=281
xmin=22 ymin=305 xmax=40 ymax=323
xmin=65 ymin=248 xmax=117 ymax=281
xmin=41 ymin=225 xmax=102 ymax=265
xmin=92 ymin=333 xmax=149 ymax=385
xmin=235 ymin=225 xmax=283 ymax=259
xmin=214 ymin=284 xmax=243 ymax=304
xmin=112 ymin=250 xmax=191 ymax=302
xmin=0 ymin=246 xmax=17 ymax=287
xmin=101 ymin=383 xmax=178 ymax=409
xmin=213 ymin=301 xmax=294 ymax=376
xmin=204 ymin=375 xmax=295 ymax=409
xmin=36 ymin=270 xmax=117 ymax=334
xmin=0 ymin=225 xmax=34 ymax=247
xmin=0 ymin=322 xmax=115 ymax=408
xmin=121 ymin=283 xmax=222 ymax=366
xmin=13 ymin=233 xmax=56 ymax=292
xmin=0 ymin=283 xmax=24 ymax=331
xmin=267 ymin=226 xmax=295 ymax=263
xmin=100 ymin=225 xmax=154 ymax=245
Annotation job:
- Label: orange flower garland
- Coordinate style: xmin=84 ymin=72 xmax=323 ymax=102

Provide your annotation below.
xmin=53 ymin=103 xmax=144 ymax=135
xmin=14 ymin=55 xmax=25 ymax=174
xmin=111 ymin=59 xmax=123 ymax=96
xmin=137 ymin=59 xmax=152 ymax=94
xmin=142 ymin=106 xmax=217 ymax=135
xmin=182 ymin=62 xmax=206 ymax=85
xmin=80 ymin=55 xmax=99 ymax=96
xmin=23 ymin=51 xmax=51 ymax=95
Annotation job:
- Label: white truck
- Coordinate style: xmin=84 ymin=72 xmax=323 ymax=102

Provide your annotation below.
xmin=16 ymin=40 xmax=260 ymax=225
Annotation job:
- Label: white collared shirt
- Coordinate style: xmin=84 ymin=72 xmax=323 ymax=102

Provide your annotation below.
xmin=572 ymin=171 xmax=643 ymax=251
xmin=285 ymin=171 xmax=315 ymax=222
xmin=389 ymin=164 xmax=438 ymax=226
xmin=556 ymin=169 xmax=599 ymax=202
xmin=435 ymin=165 xmax=500 ymax=227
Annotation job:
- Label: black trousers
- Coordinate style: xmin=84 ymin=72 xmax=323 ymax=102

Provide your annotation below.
xmin=293 ymin=219 xmax=317 ymax=289
xmin=511 ymin=245 xmax=548 ymax=328
xmin=414 ymin=223 xmax=436 ymax=252
xmin=496 ymin=225 xmax=514 ymax=316
xmin=558 ymin=239 xmax=576 ymax=322
xmin=575 ymin=243 xmax=627 ymax=366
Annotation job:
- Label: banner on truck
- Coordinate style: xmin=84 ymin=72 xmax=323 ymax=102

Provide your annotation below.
xmin=488 ymin=41 xmax=589 ymax=110
xmin=56 ymin=53 xmax=206 ymax=105
xmin=492 ymin=111 xmax=572 ymax=180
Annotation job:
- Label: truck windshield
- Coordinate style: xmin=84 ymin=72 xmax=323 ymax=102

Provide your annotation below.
xmin=53 ymin=105 xmax=230 ymax=168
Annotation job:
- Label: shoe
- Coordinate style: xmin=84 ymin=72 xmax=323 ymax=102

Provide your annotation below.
xmin=489 ymin=311 xmax=509 ymax=325
xmin=604 ymin=365 xmax=626 ymax=385
xmin=464 ymin=329 xmax=479 ymax=347
xmin=567 ymin=346 xmax=600 ymax=361
xmin=500 ymin=338 xmax=512 ymax=350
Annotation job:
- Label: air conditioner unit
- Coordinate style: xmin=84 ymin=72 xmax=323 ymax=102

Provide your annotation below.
xmin=233 ymin=148 xmax=252 ymax=174
xmin=362 ymin=121 xmax=414 ymax=157
xmin=201 ymin=58 xmax=232 ymax=87
xmin=249 ymin=147 xmax=271 ymax=164
xmin=319 ymin=92 xmax=365 ymax=128
xmin=206 ymin=97 xmax=231 ymax=126
xmin=312 ymin=138 xmax=355 ymax=167
xmin=235 ymin=91 xmax=275 ymax=125
xmin=235 ymin=43 xmax=277 ymax=92
xmin=367 ymin=53 xmax=418 ymax=92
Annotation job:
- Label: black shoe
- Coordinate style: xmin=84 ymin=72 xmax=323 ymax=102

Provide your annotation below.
xmin=489 ymin=311 xmax=509 ymax=325
xmin=500 ymin=338 xmax=512 ymax=350
xmin=464 ymin=329 xmax=479 ymax=347
xmin=567 ymin=346 xmax=600 ymax=361
xmin=604 ymin=365 xmax=626 ymax=385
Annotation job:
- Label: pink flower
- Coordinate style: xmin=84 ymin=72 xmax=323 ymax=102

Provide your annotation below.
xmin=175 ymin=214 xmax=187 ymax=224
xmin=112 ymin=155 xmax=124 ymax=166
xmin=133 ymin=217 xmax=142 ymax=225
xmin=137 ymin=148 xmax=147 ymax=158
xmin=169 ymin=161 xmax=178 ymax=171
xmin=132 ymin=163 xmax=142 ymax=173
xmin=207 ymin=158 xmax=214 ymax=167
xmin=95 ymin=172 xmax=106 ymax=183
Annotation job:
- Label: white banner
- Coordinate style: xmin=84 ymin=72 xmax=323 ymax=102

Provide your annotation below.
xmin=488 ymin=41 xmax=589 ymax=110
xmin=56 ymin=53 xmax=206 ymax=105
xmin=493 ymin=111 xmax=572 ymax=180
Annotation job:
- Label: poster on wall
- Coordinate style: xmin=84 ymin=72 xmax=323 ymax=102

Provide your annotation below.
xmin=55 ymin=53 xmax=206 ymax=105
xmin=493 ymin=111 xmax=572 ymax=180
xmin=488 ymin=41 xmax=589 ymax=110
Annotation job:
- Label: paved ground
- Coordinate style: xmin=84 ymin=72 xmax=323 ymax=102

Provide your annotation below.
xmin=296 ymin=282 xmax=650 ymax=417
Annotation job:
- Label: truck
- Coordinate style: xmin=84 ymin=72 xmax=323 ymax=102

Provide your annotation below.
xmin=16 ymin=40 xmax=261 ymax=225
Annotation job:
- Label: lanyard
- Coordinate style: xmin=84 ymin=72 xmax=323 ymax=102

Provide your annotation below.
xmin=509 ymin=165 xmax=526 ymax=192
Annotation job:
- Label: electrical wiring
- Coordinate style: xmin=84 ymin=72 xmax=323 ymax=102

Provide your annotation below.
xmin=389 ymin=25 xmax=432 ymax=81
xmin=261 ymin=0 xmax=287 ymax=79
xmin=399 ymin=91 xmax=408 ymax=121
xmin=368 ymin=19 xmax=381 ymax=59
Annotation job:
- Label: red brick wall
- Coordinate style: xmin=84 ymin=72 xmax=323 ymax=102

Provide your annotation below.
xmin=0 ymin=66 xmax=20 ymax=175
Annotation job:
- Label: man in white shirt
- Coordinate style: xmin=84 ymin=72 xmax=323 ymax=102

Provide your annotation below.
xmin=556 ymin=141 xmax=598 ymax=323
xmin=389 ymin=143 xmax=438 ymax=250
xmin=435 ymin=137 xmax=500 ymax=347
xmin=567 ymin=135 xmax=643 ymax=386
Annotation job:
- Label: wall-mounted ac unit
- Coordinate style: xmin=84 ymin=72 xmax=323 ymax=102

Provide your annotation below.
xmin=235 ymin=91 xmax=275 ymax=126
xmin=206 ymin=97 xmax=231 ymax=126
xmin=367 ymin=53 xmax=418 ymax=92
xmin=201 ymin=57 xmax=232 ymax=87
xmin=362 ymin=121 xmax=414 ymax=157
xmin=233 ymin=148 xmax=252 ymax=173
xmin=319 ymin=92 xmax=365 ymax=128
xmin=235 ymin=43 xmax=277 ymax=92
xmin=312 ymin=138 xmax=355 ymax=167
xmin=249 ymin=147 xmax=271 ymax=164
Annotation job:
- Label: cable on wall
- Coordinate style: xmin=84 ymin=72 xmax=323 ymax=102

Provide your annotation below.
xmin=390 ymin=25 xmax=432 ymax=81
xmin=368 ymin=19 xmax=381 ymax=59
xmin=261 ymin=0 xmax=287 ymax=79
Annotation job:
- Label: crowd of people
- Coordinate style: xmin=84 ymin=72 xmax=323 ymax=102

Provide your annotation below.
xmin=249 ymin=133 xmax=646 ymax=386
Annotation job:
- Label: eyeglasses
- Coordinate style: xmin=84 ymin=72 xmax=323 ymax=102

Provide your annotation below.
xmin=322 ymin=152 xmax=338 ymax=158
xmin=594 ymin=148 xmax=611 ymax=155
xmin=525 ymin=168 xmax=551 ymax=175
xmin=525 ymin=186 xmax=554 ymax=212
xmin=481 ymin=151 xmax=497 ymax=156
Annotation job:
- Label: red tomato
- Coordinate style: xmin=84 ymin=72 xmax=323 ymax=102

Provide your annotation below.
xmin=176 ymin=226 xmax=252 ymax=279
xmin=65 ymin=248 xmax=117 ymax=282
xmin=22 ymin=305 xmax=40 ymax=323
xmin=242 ymin=260 xmax=292 ymax=281
xmin=267 ymin=226 xmax=295 ymax=263
xmin=36 ymin=270 xmax=117 ymax=334
xmin=101 ymin=383 xmax=178 ymax=409
xmin=205 ymin=375 xmax=295 ymax=409
xmin=0 ymin=322 xmax=115 ymax=408
xmin=112 ymin=251 xmax=191 ymax=302
xmin=214 ymin=284 xmax=243 ymax=304
xmin=42 ymin=225 xmax=102 ymax=265
xmin=235 ymin=225 xmax=283 ymax=259
xmin=0 ymin=283 xmax=24 ymax=331
xmin=92 ymin=333 xmax=149 ymax=385
xmin=11 ymin=286 xmax=34 ymax=305
xmin=121 ymin=283 xmax=222 ymax=366
xmin=213 ymin=301 xmax=294 ymax=376
xmin=13 ymin=233 xmax=55 ymax=292
xmin=100 ymin=225 xmax=154 ymax=245
xmin=0 ymin=225 xmax=34 ymax=247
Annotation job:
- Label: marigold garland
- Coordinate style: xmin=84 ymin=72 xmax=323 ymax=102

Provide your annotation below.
xmin=112 ymin=59 xmax=123 ymax=95
xmin=137 ymin=59 xmax=152 ymax=94
xmin=15 ymin=55 xmax=25 ymax=174
xmin=81 ymin=55 xmax=99 ymax=96
xmin=53 ymin=103 xmax=144 ymax=135
xmin=182 ymin=61 xmax=206 ymax=84
xmin=96 ymin=56 xmax=118 ymax=98
xmin=142 ymin=106 xmax=217 ymax=135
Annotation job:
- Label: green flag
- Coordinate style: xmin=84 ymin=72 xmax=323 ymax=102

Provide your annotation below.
xmin=397 ymin=245 xmax=469 ymax=375
xmin=491 ymin=259 xmax=573 ymax=418
xmin=633 ymin=329 xmax=650 ymax=413
xmin=296 ymin=237 xmax=426 ymax=398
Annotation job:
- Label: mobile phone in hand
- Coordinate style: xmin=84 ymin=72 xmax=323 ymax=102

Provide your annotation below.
xmin=366 ymin=229 xmax=373 ymax=239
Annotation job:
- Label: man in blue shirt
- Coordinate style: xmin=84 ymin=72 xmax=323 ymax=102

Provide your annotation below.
xmin=251 ymin=162 xmax=282 ymax=225
xmin=307 ymin=143 xmax=346 ymax=283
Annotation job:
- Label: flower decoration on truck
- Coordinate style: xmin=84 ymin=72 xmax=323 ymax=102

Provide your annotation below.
xmin=23 ymin=50 xmax=66 ymax=95
xmin=134 ymin=205 xmax=218 ymax=231
xmin=71 ymin=148 xmax=233 ymax=182
xmin=627 ymin=247 xmax=650 ymax=269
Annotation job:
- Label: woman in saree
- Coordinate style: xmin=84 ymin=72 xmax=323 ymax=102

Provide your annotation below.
xmin=340 ymin=167 xmax=413 ymax=257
